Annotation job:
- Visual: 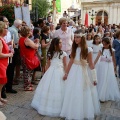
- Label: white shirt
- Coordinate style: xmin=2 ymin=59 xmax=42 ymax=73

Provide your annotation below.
xmin=4 ymin=31 xmax=11 ymax=43
xmin=53 ymin=27 xmax=74 ymax=52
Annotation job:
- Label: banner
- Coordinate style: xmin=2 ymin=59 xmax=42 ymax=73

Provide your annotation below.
xmin=56 ymin=0 xmax=61 ymax=13
xmin=14 ymin=6 xmax=31 ymax=27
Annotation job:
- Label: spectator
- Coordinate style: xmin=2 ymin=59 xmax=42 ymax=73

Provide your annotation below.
xmin=19 ymin=26 xmax=40 ymax=91
xmin=0 ymin=21 xmax=13 ymax=105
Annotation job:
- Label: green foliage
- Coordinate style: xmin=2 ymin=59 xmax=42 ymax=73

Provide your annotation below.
xmin=0 ymin=4 xmax=15 ymax=26
xmin=32 ymin=0 xmax=51 ymax=18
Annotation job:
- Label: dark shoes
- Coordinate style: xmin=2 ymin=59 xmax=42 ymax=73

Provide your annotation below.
xmin=1 ymin=92 xmax=7 ymax=98
xmin=6 ymin=89 xmax=17 ymax=94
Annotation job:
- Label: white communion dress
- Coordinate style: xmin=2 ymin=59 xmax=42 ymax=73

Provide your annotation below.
xmin=31 ymin=51 xmax=67 ymax=117
xmin=97 ymin=48 xmax=120 ymax=101
xmin=92 ymin=43 xmax=103 ymax=71
xmin=60 ymin=47 xmax=100 ymax=120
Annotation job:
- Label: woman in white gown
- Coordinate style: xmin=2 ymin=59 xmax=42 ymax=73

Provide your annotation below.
xmin=60 ymin=30 xmax=100 ymax=120
xmin=94 ymin=37 xmax=120 ymax=102
xmin=31 ymin=37 xmax=67 ymax=117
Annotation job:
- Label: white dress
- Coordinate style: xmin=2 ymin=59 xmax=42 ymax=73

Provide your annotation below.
xmin=92 ymin=44 xmax=103 ymax=71
xmin=60 ymin=47 xmax=100 ymax=120
xmin=86 ymin=40 xmax=93 ymax=48
xmin=97 ymin=48 xmax=120 ymax=101
xmin=31 ymin=51 xmax=67 ymax=117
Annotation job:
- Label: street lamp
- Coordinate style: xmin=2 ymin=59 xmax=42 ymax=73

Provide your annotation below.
xmin=89 ymin=9 xmax=97 ymax=24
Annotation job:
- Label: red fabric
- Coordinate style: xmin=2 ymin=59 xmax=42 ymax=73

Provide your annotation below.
xmin=19 ymin=37 xmax=37 ymax=59
xmin=84 ymin=12 xmax=88 ymax=27
xmin=19 ymin=37 xmax=40 ymax=70
xmin=0 ymin=38 xmax=9 ymax=84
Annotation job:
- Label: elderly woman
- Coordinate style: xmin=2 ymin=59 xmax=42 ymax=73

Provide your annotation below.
xmin=19 ymin=26 xmax=40 ymax=91
xmin=0 ymin=21 xmax=13 ymax=105
xmin=53 ymin=17 xmax=74 ymax=63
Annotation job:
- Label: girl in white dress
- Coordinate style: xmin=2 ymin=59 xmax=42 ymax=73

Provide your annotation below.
xmin=92 ymin=35 xmax=103 ymax=71
xmin=60 ymin=30 xmax=100 ymax=120
xmin=31 ymin=37 xmax=67 ymax=117
xmin=94 ymin=37 xmax=120 ymax=102
xmin=86 ymin=33 xmax=93 ymax=48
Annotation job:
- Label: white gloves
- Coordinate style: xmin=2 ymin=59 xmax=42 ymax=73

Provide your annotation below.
xmin=91 ymin=69 xmax=97 ymax=83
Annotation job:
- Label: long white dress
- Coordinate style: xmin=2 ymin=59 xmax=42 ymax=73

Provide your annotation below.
xmin=97 ymin=48 xmax=120 ymax=101
xmin=92 ymin=44 xmax=103 ymax=71
xmin=60 ymin=47 xmax=100 ymax=120
xmin=31 ymin=51 xmax=67 ymax=117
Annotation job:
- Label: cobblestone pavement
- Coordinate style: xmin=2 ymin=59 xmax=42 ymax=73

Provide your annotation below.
xmin=1 ymin=72 xmax=120 ymax=120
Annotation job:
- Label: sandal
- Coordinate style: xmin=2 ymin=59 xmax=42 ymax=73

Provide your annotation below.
xmin=0 ymin=98 xmax=7 ymax=104
xmin=24 ymin=84 xmax=33 ymax=88
xmin=24 ymin=86 xmax=34 ymax=91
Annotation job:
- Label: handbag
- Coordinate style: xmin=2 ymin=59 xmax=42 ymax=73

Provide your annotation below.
xmin=23 ymin=55 xmax=40 ymax=70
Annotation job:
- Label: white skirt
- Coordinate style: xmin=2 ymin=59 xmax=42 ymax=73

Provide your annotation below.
xmin=31 ymin=65 xmax=65 ymax=117
xmin=60 ymin=64 xmax=100 ymax=120
xmin=97 ymin=61 xmax=120 ymax=101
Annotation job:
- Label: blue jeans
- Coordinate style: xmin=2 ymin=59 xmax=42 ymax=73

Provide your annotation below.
xmin=115 ymin=56 xmax=120 ymax=77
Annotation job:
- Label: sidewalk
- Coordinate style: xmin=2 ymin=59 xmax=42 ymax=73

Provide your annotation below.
xmin=1 ymin=71 xmax=120 ymax=120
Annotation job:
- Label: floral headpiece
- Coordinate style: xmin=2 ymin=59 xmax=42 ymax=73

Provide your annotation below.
xmin=74 ymin=33 xmax=86 ymax=37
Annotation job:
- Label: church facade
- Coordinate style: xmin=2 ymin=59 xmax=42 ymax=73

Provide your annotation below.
xmin=81 ymin=0 xmax=120 ymax=25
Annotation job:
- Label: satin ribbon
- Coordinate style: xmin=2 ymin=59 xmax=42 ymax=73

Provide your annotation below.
xmin=74 ymin=59 xmax=92 ymax=90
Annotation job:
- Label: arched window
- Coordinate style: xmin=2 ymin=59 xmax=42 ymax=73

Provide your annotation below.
xmin=97 ymin=11 xmax=108 ymax=17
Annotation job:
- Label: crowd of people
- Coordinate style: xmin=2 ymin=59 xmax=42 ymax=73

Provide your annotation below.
xmin=0 ymin=15 xmax=120 ymax=120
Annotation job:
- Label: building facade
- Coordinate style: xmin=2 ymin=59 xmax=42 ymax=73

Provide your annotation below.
xmin=81 ymin=0 xmax=120 ymax=25
xmin=0 ymin=0 xmax=32 ymax=10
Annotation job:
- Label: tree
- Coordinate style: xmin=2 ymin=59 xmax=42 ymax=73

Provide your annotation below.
xmin=0 ymin=4 xmax=15 ymax=26
xmin=32 ymin=0 xmax=51 ymax=18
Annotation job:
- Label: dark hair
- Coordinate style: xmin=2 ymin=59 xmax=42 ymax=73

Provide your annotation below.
xmin=0 ymin=16 xmax=4 ymax=21
xmin=33 ymin=29 xmax=39 ymax=35
xmin=86 ymin=33 xmax=93 ymax=40
xmin=71 ymin=30 xmax=88 ymax=60
xmin=102 ymin=37 xmax=113 ymax=56
xmin=37 ymin=18 xmax=44 ymax=25
xmin=42 ymin=26 xmax=50 ymax=33
xmin=93 ymin=35 xmax=101 ymax=44
xmin=47 ymin=37 xmax=63 ymax=59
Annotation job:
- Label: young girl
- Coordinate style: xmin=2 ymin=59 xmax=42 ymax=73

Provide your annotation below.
xmin=31 ymin=37 xmax=67 ymax=117
xmin=86 ymin=33 xmax=93 ymax=47
xmin=94 ymin=37 xmax=120 ymax=102
xmin=92 ymin=35 xmax=103 ymax=71
xmin=60 ymin=30 xmax=100 ymax=120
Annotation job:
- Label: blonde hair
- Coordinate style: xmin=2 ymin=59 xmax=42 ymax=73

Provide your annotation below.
xmin=59 ymin=17 xmax=67 ymax=25
xmin=0 ymin=21 xmax=5 ymax=34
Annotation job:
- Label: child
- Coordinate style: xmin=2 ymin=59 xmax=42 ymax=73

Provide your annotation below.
xmin=94 ymin=37 xmax=120 ymax=102
xmin=31 ymin=37 xmax=67 ymax=117
xmin=60 ymin=30 xmax=100 ymax=120
xmin=86 ymin=33 xmax=93 ymax=47
xmin=92 ymin=35 xmax=103 ymax=71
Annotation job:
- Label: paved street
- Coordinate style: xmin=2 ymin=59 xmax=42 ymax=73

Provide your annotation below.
xmin=1 ymin=71 xmax=120 ymax=120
